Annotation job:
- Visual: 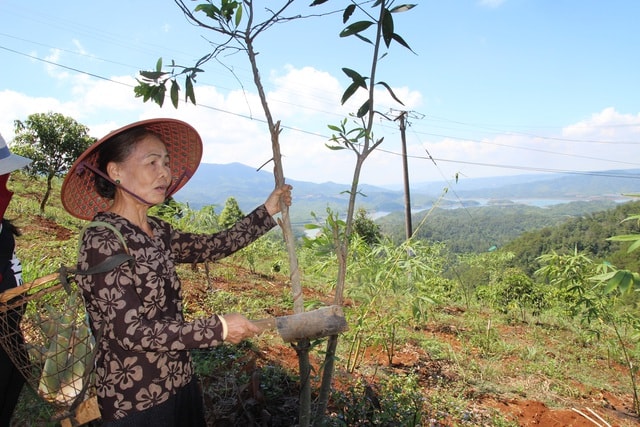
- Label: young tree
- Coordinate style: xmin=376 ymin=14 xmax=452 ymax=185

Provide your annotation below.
xmin=537 ymin=249 xmax=640 ymax=416
xmin=133 ymin=1 xmax=416 ymax=424
xmin=312 ymin=1 xmax=416 ymax=420
xmin=219 ymin=197 xmax=244 ymax=229
xmin=134 ymin=2 xmax=324 ymax=424
xmin=12 ymin=112 xmax=95 ymax=213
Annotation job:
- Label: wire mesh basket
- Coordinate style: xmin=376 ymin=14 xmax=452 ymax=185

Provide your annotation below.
xmin=0 ymin=270 xmax=100 ymax=425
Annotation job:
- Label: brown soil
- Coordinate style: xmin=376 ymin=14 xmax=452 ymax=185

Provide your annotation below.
xmin=22 ymin=215 xmax=73 ymax=241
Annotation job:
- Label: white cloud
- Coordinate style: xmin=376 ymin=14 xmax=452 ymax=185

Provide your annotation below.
xmin=5 ymin=59 xmax=636 ymax=188
xmin=269 ymin=65 xmax=344 ymax=119
xmin=43 ymin=48 xmax=70 ymax=80
xmin=406 ymin=107 xmax=640 ymax=185
xmin=0 ymin=90 xmax=69 ymax=140
xmin=563 ymin=107 xmax=640 ymax=139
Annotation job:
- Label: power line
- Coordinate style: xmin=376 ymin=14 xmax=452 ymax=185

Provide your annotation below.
xmin=1 ymin=43 xmax=639 ymax=181
xmin=4 ymin=29 xmax=638 ymax=148
xmin=3 ymin=30 xmax=638 ymax=150
xmin=0 ymin=45 xmax=128 ymax=86
xmin=423 ymin=114 xmax=640 ymax=144
xmin=408 ymin=130 xmax=640 ymax=168
xmin=413 ymin=153 xmax=640 ymax=179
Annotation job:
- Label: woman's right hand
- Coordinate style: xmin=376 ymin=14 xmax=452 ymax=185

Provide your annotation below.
xmin=221 ymin=313 xmax=260 ymax=344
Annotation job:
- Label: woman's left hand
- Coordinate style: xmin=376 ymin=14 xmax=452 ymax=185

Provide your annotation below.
xmin=265 ymin=184 xmax=293 ymax=216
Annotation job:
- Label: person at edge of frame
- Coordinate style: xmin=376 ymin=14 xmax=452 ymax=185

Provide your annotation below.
xmin=0 ymin=132 xmax=32 ymax=427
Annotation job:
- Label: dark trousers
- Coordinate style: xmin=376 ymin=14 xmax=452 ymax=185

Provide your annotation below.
xmin=101 ymin=378 xmax=206 ymax=427
xmin=0 ymin=345 xmax=24 ymax=427
xmin=0 ymin=300 xmax=26 ymax=427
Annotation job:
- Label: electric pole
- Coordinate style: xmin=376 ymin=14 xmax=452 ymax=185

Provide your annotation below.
xmin=396 ymin=111 xmax=412 ymax=240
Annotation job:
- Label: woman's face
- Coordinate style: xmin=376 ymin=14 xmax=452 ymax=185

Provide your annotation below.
xmin=110 ymin=135 xmax=172 ymax=206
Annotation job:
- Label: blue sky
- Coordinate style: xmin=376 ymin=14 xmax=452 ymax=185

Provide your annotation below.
xmin=1 ymin=0 xmax=639 ymax=188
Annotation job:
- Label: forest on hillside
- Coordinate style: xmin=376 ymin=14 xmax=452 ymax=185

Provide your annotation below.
xmin=503 ymin=200 xmax=640 ymax=275
xmin=377 ymin=199 xmax=636 ymax=255
xmin=377 ymin=199 xmax=640 ymax=283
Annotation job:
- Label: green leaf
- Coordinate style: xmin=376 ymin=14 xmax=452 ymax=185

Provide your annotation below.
xmin=390 ymin=4 xmax=417 ymax=13
xmin=610 ymin=270 xmax=636 ymax=294
xmin=325 ymin=143 xmax=347 ymax=151
xmin=356 ymin=100 xmax=370 ymax=118
xmin=608 ymin=234 xmax=640 ymax=242
xmin=342 ymin=68 xmax=367 ymax=87
xmin=341 ymin=82 xmax=360 ymax=105
xmin=392 ymin=33 xmax=414 ymax=52
xmin=195 ymin=52 xmax=213 ymax=69
xmin=376 ymin=81 xmax=404 ymax=105
xmin=150 ymin=85 xmax=165 ymax=108
xmin=155 ymin=57 xmax=163 ymax=72
xmin=134 ymin=82 xmax=155 ymax=102
xmin=628 ymin=239 xmax=640 ymax=253
xmin=170 ymin=80 xmax=180 ymax=109
xmin=381 ymin=10 xmax=394 ymax=47
xmin=327 ymin=125 xmax=342 ymax=132
xmin=139 ymin=71 xmax=167 ymax=82
xmin=185 ymin=76 xmax=196 ymax=105
xmin=603 ymin=277 xmax=620 ymax=294
xmin=343 ymin=4 xmax=356 ymax=23
xmin=354 ymin=33 xmax=373 ymax=45
xmin=340 ymin=21 xmax=374 ymax=38
xmin=234 ymin=3 xmax=243 ymax=26
xmin=195 ymin=4 xmax=221 ymax=20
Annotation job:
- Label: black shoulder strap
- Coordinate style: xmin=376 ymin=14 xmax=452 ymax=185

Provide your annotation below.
xmin=59 ymin=221 xmax=135 ymax=289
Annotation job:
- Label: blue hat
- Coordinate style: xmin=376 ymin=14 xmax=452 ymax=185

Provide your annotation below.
xmin=0 ymin=133 xmax=32 ymax=175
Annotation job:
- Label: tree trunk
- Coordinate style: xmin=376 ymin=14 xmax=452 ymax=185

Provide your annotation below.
xmin=40 ymin=174 xmax=53 ymax=214
xmin=244 ymin=30 xmax=312 ymax=427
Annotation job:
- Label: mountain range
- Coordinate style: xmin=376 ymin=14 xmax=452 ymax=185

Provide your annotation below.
xmin=174 ymin=163 xmax=640 ymax=222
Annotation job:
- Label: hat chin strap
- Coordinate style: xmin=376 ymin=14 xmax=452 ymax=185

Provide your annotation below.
xmin=79 ymin=161 xmax=189 ymax=207
xmin=166 ymin=169 xmax=190 ymax=196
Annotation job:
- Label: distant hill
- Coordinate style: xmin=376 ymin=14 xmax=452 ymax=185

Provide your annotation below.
xmin=433 ymin=169 xmax=640 ymax=200
xmin=174 ymin=162 xmax=425 ymax=223
xmin=174 ymin=163 xmax=640 ymax=223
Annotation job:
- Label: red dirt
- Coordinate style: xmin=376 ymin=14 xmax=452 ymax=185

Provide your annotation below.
xmin=262 ymin=338 xmax=639 ymax=426
xmin=483 ymin=395 xmax=637 ymax=427
xmin=22 ymin=215 xmax=73 ymax=240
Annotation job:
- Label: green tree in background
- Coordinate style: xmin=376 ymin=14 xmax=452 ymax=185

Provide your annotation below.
xmin=353 ymin=207 xmax=382 ymax=246
xmin=12 ymin=112 xmax=95 ymax=213
xmin=219 ymin=197 xmax=244 ymax=229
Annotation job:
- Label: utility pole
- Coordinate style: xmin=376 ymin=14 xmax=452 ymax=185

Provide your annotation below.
xmin=396 ymin=111 xmax=412 ymax=240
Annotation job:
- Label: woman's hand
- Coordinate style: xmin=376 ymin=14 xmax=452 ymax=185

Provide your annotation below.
xmin=222 ymin=313 xmax=260 ymax=344
xmin=264 ymin=184 xmax=293 ymax=216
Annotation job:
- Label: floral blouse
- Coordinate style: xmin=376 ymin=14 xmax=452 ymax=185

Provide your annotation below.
xmin=76 ymin=206 xmax=277 ymax=421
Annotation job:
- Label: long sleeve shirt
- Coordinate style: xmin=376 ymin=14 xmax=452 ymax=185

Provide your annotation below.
xmin=76 ymin=206 xmax=276 ymax=421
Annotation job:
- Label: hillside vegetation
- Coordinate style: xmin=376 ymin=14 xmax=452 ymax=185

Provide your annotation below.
xmin=378 ymin=200 xmax=624 ymax=253
xmin=4 ymin=173 xmax=640 ymax=426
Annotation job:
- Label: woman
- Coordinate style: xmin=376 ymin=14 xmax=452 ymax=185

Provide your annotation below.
xmin=0 ymin=133 xmax=32 ymax=426
xmin=60 ymin=118 xmax=292 ymax=426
